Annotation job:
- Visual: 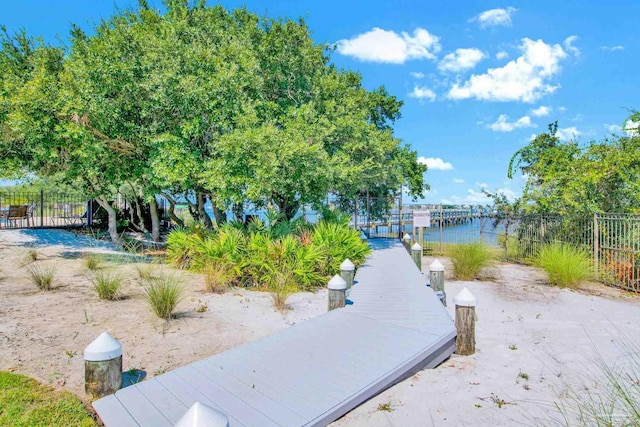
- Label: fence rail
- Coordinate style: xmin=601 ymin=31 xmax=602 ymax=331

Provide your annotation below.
xmin=0 ymin=191 xmax=90 ymax=230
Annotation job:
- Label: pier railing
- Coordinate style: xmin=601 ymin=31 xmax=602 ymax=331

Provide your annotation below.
xmin=0 ymin=190 xmax=91 ymax=230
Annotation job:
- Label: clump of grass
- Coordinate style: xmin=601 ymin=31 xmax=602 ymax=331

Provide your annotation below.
xmin=533 ymin=242 xmax=591 ymax=289
xmin=143 ymin=271 xmax=184 ymax=319
xmin=26 ymin=263 xmax=56 ymax=290
xmin=552 ymin=333 xmax=640 ymax=426
xmin=269 ymin=272 xmax=296 ymax=312
xmin=203 ymin=264 xmax=230 ymax=294
xmin=0 ymin=371 xmax=96 ymax=426
xmin=136 ymin=264 xmax=155 ymax=281
xmin=92 ymin=270 xmax=123 ymax=300
xmin=446 ymin=242 xmax=495 ymax=280
xmin=83 ymin=254 xmax=101 ymax=271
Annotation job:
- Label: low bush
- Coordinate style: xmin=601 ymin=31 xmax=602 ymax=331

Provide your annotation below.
xmin=203 ymin=264 xmax=231 ymax=293
xmin=533 ymin=242 xmax=591 ymax=288
xmin=26 ymin=263 xmax=56 ymax=290
xmin=143 ymin=271 xmax=184 ymax=319
xmin=310 ymin=221 xmax=371 ymax=275
xmin=447 ymin=242 xmax=495 ymax=280
xmin=92 ymin=270 xmax=123 ymax=300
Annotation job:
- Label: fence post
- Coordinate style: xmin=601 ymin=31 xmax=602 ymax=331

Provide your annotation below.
xmin=454 ymin=288 xmax=477 ymax=356
xmin=439 ymin=204 xmax=443 ymax=255
xmin=340 ymin=259 xmax=355 ymax=290
xmin=84 ymin=332 xmax=122 ymax=398
xmin=402 ymin=233 xmax=411 ymax=251
xmin=328 ymin=275 xmax=347 ymax=311
xmin=411 ymin=243 xmax=422 ymax=271
xmin=175 ymin=402 xmax=229 ymax=427
xmin=593 ymin=213 xmax=599 ymax=278
xmin=39 ymin=189 xmax=44 ymax=228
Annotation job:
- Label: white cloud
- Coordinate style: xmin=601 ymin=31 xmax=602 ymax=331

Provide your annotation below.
xmin=563 ymin=35 xmax=580 ymax=57
xmin=624 ymin=120 xmax=640 ymax=136
xmin=605 ymin=124 xmax=622 ymax=133
xmin=475 ymin=182 xmax=488 ymax=188
xmin=417 ymin=156 xmax=454 ymax=171
xmin=410 ymin=71 xmax=425 ymax=79
xmin=453 ymin=178 xmax=465 ymax=184
xmin=571 ymin=113 xmax=584 ymax=122
xmin=530 ymin=105 xmax=551 ymax=117
xmin=556 ymin=127 xmax=581 ymax=141
xmin=438 ymin=48 xmax=486 ymax=72
xmin=336 ymin=27 xmax=441 ymax=64
xmin=558 ymin=106 xmax=567 ymax=112
xmin=488 ymin=114 xmax=536 ymax=132
xmin=409 ymin=86 xmax=436 ymax=101
xmin=496 ymin=51 xmax=509 ymax=60
xmin=601 ymin=45 xmax=624 ymax=51
xmin=469 ymin=7 xmax=517 ymax=29
xmin=447 ymin=38 xmax=567 ymax=102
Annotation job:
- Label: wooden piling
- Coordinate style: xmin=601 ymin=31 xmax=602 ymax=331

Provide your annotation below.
xmin=402 ymin=233 xmax=411 ymax=252
xmin=340 ymin=259 xmax=355 ymax=290
xmin=411 ymin=243 xmax=422 ymax=271
xmin=84 ymin=332 xmax=122 ymax=398
xmin=429 ymin=259 xmax=446 ymax=306
xmin=453 ymin=288 xmax=477 ymax=356
xmin=328 ymin=275 xmax=347 ymax=311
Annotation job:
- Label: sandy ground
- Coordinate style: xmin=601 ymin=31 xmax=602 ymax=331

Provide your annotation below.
xmin=0 ymin=229 xmax=326 ymax=397
xmin=1 ymin=229 xmax=640 ymax=426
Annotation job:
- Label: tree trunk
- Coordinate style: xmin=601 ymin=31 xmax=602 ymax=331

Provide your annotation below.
xmin=232 ymin=203 xmax=244 ymax=223
xmin=160 ymin=192 xmax=184 ymax=228
xmin=149 ymin=196 xmax=160 ymax=242
xmin=196 ymin=191 xmax=213 ymax=228
xmin=212 ymin=204 xmax=227 ymax=226
xmin=96 ymin=196 xmax=119 ymax=243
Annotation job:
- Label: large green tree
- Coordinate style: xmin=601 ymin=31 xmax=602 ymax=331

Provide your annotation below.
xmin=1 ymin=0 xmax=428 ymax=241
xmin=508 ymin=121 xmax=640 ymax=214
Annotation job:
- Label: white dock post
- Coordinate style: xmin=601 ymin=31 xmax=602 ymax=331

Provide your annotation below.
xmin=174 ymin=402 xmax=229 ymax=427
xmin=84 ymin=331 xmax=122 ymax=398
xmin=429 ymin=259 xmax=446 ymax=306
xmin=328 ymin=274 xmax=347 ymax=311
xmin=453 ymin=288 xmax=477 ymax=356
xmin=340 ymin=259 xmax=355 ymax=290
xmin=411 ymin=243 xmax=422 ymax=271
xmin=402 ymin=233 xmax=411 ymax=251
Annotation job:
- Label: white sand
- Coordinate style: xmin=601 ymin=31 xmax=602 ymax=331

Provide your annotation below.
xmin=1 ymin=229 xmax=639 ymax=426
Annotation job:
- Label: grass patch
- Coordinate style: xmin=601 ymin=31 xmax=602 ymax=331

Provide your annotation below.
xmin=269 ymin=272 xmax=296 ymax=312
xmin=21 ymin=249 xmax=39 ymax=266
xmin=533 ymin=242 xmax=591 ymax=289
xmin=203 ymin=264 xmax=230 ymax=294
xmin=143 ymin=271 xmax=184 ymax=319
xmin=446 ymin=242 xmax=495 ymax=280
xmin=83 ymin=254 xmax=101 ymax=271
xmin=26 ymin=263 xmax=56 ymax=290
xmin=92 ymin=270 xmax=123 ymax=300
xmin=0 ymin=371 xmax=96 ymax=427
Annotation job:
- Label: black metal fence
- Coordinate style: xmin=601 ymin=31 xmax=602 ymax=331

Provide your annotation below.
xmin=0 ymin=190 xmax=90 ymax=230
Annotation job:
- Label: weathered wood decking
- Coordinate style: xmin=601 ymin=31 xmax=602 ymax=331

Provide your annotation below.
xmin=93 ymin=239 xmax=456 ymax=426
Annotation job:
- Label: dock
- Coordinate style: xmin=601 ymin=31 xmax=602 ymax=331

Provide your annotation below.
xmin=93 ymin=239 xmax=456 ymax=426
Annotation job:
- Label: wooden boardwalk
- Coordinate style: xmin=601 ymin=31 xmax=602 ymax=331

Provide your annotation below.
xmin=93 ymin=239 xmax=456 ymax=426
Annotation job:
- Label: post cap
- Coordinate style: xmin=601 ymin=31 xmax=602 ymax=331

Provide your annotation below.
xmin=453 ymin=287 xmax=477 ymax=307
xmin=328 ymin=274 xmax=347 ymax=290
xmin=174 ymin=402 xmax=229 ymax=427
xmin=411 ymin=242 xmax=422 ymax=251
xmin=340 ymin=259 xmax=355 ymax=271
xmin=402 ymin=233 xmax=411 ymax=241
xmin=429 ymin=259 xmax=445 ymax=272
xmin=84 ymin=331 xmax=122 ymax=362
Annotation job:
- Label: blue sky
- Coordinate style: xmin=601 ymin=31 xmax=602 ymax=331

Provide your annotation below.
xmin=3 ymin=1 xmax=639 ymax=205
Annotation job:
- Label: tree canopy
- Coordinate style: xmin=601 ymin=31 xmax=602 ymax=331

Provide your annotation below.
xmin=0 ymin=1 xmax=428 ymax=241
xmin=508 ymin=121 xmax=640 ymax=215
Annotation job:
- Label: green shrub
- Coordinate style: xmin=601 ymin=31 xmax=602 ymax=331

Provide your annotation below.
xmin=533 ymin=242 xmax=591 ymax=288
xmin=143 ymin=271 xmax=184 ymax=319
xmin=92 ymin=270 xmax=123 ymax=300
xmin=26 ymin=263 xmax=56 ymax=290
xmin=166 ymin=227 xmax=202 ymax=269
xmin=447 ymin=242 xmax=495 ymax=280
xmin=310 ymin=221 xmax=371 ymax=275
xmin=269 ymin=271 xmax=297 ymax=312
